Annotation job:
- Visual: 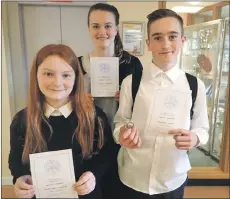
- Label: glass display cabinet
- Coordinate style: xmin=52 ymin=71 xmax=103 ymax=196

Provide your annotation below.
xmin=211 ymin=18 xmax=229 ymax=159
xmin=180 ymin=18 xmax=229 ymax=161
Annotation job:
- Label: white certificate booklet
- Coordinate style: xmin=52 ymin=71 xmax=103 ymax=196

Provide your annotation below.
xmin=150 ymin=89 xmax=191 ymax=133
xmin=29 ymin=149 xmax=78 ymax=198
xmin=90 ymin=57 xmax=119 ymax=97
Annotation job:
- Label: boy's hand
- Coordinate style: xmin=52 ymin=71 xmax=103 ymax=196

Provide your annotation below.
xmin=74 ymin=172 xmax=96 ymax=195
xmin=168 ymin=129 xmax=199 ymax=150
xmin=119 ymin=125 xmax=141 ymax=148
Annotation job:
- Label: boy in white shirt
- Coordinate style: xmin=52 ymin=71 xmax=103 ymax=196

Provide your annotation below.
xmin=113 ymin=9 xmax=209 ymax=199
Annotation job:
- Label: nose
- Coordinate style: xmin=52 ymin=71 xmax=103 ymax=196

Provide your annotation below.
xmin=53 ymin=75 xmax=62 ymax=87
xmin=162 ymin=37 xmax=171 ymax=50
xmin=98 ymin=26 xmax=106 ymax=35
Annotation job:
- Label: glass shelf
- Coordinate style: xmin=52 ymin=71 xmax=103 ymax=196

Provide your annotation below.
xmin=181 ymin=19 xmax=229 ymax=163
xmin=210 ymin=19 xmax=229 ymax=159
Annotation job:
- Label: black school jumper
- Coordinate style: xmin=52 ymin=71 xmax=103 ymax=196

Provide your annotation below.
xmin=9 ymin=106 xmax=116 ymax=199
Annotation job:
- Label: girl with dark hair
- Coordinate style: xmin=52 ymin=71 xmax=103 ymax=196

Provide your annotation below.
xmin=79 ymin=3 xmax=143 ymax=127
xmin=78 ymin=3 xmax=143 ymax=199
xmin=8 ymin=44 xmax=115 ymax=199
xmin=77 ymin=3 xmax=143 ymax=199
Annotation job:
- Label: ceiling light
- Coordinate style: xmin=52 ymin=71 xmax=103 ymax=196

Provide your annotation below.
xmin=188 ymin=2 xmax=201 ymax=5
xmin=172 ymin=6 xmax=203 ymax=13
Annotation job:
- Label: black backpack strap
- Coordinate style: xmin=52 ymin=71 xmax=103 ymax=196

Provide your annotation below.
xmin=131 ymin=70 xmax=142 ymax=111
xmin=78 ymin=56 xmax=86 ymax=75
xmin=185 ymin=73 xmax=198 ymax=120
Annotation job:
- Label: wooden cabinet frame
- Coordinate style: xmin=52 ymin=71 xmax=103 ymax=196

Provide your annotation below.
xmin=158 ymin=1 xmax=166 ymax=9
xmin=187 ymin=1 xmax=230 ymax=26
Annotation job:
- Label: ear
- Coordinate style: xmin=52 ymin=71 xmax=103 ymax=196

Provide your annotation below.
xmin=146 ymin=39 xmax=151 ymax=51
xmin=181 ymin=35 xmax=186 ymax=48
xmin=181 ymin=35 xmax=186 ymax=44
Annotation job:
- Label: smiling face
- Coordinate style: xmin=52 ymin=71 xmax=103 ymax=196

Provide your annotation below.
xmin=88 ymin=10 xmax=118 ymax=50
xmin=37 ymin=55 xmax=75 ymax=108
xmin=146 ymin=17 xmax=186 ymax=71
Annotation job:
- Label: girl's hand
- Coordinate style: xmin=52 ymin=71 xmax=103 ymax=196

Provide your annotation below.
xmin=115 ymin=91 xmax=120 ymax=102
xmin=14 ymin=175 xmax=35 ymax=198
xmin=73 ymin=172 xmax=96 ymax=195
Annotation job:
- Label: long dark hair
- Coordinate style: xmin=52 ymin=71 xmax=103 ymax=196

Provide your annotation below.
xmin=22 ymin=44 xmax=104 ymax=163
xmin=88 ymin=3 xmax=131 ymax=63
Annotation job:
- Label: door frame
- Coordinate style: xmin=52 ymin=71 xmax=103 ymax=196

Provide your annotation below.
xmin=2 ymin=1 xmax=100 ymax=117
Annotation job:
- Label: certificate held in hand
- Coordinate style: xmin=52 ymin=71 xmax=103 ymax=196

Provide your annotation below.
xmin=90 ymin=57 xmax=119 ymax=97
xmin=29 ymin=149 xmax=78 ymax=198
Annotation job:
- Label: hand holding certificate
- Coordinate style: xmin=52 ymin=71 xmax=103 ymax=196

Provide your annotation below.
xmin=90 ymin=57 xmax=119 ymax=97
xmin=29 ymin=149 xmax=78 ymax=198
xmin=151 ymin=89 xmax=191 ymax=134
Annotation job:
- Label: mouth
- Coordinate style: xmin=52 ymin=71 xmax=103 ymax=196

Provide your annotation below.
xmin=49 ymin=89 xmax=65 ymax=92
xmin=159 ymin=51 xmax=174 ymax=55
xmin=97 ymin=37 xmax=108 ymax=40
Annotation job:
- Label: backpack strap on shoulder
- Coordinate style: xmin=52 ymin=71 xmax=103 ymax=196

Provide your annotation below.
xmin=185 ymin=73 xmax=198 ymax=120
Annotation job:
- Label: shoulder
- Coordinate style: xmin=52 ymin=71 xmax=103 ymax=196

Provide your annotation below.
xmin=184 ymin=72 xmax=205 ymax=90
xmin=122 ymin=51 xmax=141 ymax=63
xmin=123 ymin=74 xmax=132 ymax=84
xmin=120 ymin=74 xmax=132 ymax=93
xmin=10 ymin=108 xmax=27 ymax=135
xmin=129 ymin=54 xmax=143 ymax=70
xmin=130 ymin=54 xmax=140 ymax=62
xmin=183 ymin=72 xmax=206 ymax=99
xmin=11 ymin=108 xmax=27 ymax=124
xmin=197 ymin=77 xmax=206 ymax=93
xmin=120 ymin=51 xmax=143 ymax=72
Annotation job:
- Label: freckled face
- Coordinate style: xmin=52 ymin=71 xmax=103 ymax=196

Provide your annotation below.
xmin=37 ymin=55 xmax=75 ymax=107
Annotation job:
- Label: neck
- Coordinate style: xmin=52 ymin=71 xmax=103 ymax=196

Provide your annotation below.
xmin=152 ymin=60 xmax=177 ymax=72
xmin=91 ymin=45 xmax=115 ymax=57
xmin=45 ymin=99 xmax=70 ymax=109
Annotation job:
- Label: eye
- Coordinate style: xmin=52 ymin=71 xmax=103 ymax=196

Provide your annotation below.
xmin=62 ymin=74 xmax=72 ymax=78
xmin=92 ymin=25 xmax=99 ymax=29
xmin=169 ymin=35 xmax=177 ymax=40
xmin=105 ymin=24 xmax=112 ymax=29
xmin=154 ymin=36 xmax=162 ymax=41
xmin=44 ymin=72 xmax=53 ymax=77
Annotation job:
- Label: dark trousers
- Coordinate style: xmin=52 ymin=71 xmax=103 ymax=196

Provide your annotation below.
xmin=119 ymin=178 xmax=188 ymax=199
xmin=101 ymin=144 xmax=121 ymax=199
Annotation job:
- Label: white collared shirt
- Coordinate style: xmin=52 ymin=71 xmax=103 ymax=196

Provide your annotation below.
xmin=113 ymin=62 xmax=209 ymax=195
xmin=44 ymin=102 xmax=72 ymax=118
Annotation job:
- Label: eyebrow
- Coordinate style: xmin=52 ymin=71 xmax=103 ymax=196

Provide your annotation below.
xmin=151 ymin=31 xmax=179 ymax=37
xmin=42 ymin=68 xmax=73 ymax=73
xmin=91 ymin=22 xmax=113 ymax=25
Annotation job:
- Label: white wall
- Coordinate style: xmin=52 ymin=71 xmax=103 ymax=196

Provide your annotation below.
xmin=2 ymin=28 xmax=13 ymax=184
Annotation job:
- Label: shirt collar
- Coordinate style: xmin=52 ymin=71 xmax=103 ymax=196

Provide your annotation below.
xmin=147 ymin=61 xmax=181 ymax=83
xmin=44 ymin=101 xmax=73 ymax=118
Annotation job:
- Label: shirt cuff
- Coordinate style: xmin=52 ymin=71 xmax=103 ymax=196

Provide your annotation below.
xmin=191 ymin=128 xmax=209 ymax=146
xmin=113 ymin=123 xmax=124 ymax=144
